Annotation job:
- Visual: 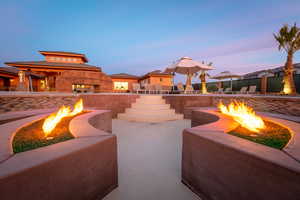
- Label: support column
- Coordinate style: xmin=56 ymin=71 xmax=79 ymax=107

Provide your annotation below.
xmin=16 ymin=70 xmax=27 ymax=91
xmin=260 ymin=76 xmax=267 ymax=94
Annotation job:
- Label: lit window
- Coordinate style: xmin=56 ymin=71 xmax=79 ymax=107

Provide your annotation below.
xmin=40 ymin=80 xmax=46 ymax=89
xmin=114 ymin=82 xmax=128 ymax=90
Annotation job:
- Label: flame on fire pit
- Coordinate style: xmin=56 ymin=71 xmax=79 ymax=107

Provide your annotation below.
xmin=218 ymin=101 xmax=265 ymax=133
xmin=42 ymin=99 xmax=83 ymax=137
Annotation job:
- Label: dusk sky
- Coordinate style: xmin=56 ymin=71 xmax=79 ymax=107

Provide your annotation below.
xmin=1 ymin=0 xmax=300 ymax=82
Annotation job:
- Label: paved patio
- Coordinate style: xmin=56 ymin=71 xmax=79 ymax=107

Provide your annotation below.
xmin=104 ymin=119 xmax=200 ymax=200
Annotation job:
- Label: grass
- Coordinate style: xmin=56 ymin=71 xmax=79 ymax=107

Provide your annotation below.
xmin=12 ymin=111 xmax=88 ymax=153
xmin=228 ymin=120 xmax=291 ymax=150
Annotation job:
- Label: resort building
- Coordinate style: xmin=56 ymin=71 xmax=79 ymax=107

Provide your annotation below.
xmin=4 ymin=51 xmax=112 ymax=92
xmin=0 ymin=67 xmax=44 ymax=91
xmin=110 ymin=70 xmax=173 ymax=92
xmin=110 ymin=73 xmax=139 ymax=92
xmin=139 ymin=70 xmax=173 ymax=89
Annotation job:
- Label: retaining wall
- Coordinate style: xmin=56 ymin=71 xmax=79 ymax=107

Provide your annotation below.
xmin=163 ymin=95 xmax=300 ymax=117
xmin=1 ymin=93 xmax=300 ymax=117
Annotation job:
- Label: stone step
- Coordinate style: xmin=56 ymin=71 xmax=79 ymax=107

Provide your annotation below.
xmin=118 ymin=95 xmax=183 ymax=123
xmin=139 ymin=95 xmax=163 ymax=99
xmin=125 ymin=108 xmax=176 ymax=115
xmin=131 ymin=103 xmax=170 ymax=110
xmin=118 ymin=113 xmax=183 ymax=123
xmin=135 ymin=98 xmax=166 ymax=104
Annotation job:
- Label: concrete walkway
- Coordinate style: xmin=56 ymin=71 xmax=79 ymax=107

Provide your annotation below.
xmin=104 ymin=119 xmax=200 ymax=200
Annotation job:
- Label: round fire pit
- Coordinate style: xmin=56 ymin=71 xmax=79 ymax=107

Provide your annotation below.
xmin=0 ymin=109 xmax=117 ymax=200
xmin=182 ymin=107 xmax=300 ymax=200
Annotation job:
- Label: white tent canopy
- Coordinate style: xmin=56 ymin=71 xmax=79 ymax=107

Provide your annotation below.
xmin=164 ymin=57 xmax=214 ymax=75
xmin=211 ymin=71 xmax=242 ymax=91
xmin=210 ymin=71 xmax=241 ymax=80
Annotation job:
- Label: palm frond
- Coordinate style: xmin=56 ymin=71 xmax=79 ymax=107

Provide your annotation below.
xmin=274 ymin=23 xmax=300 ymax=53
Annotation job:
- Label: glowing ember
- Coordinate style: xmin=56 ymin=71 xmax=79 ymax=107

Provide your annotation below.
xmin=218 ymin=101 xmax=265 ymax=133
xmin=42 ymin=99 xmax=83 ymax=137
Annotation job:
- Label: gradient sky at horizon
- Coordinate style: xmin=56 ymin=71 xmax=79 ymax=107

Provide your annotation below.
xmin=1 ymin=0 xmax=300 ymax=82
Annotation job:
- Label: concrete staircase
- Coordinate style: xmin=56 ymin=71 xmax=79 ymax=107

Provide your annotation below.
xmin=118 ymin=95 xmax=183 ymax=122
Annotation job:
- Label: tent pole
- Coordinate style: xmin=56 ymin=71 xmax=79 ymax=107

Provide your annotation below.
xmin=230 ymin=78 xmax=233 ymax=93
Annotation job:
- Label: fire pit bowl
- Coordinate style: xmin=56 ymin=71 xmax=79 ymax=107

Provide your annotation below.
xmin=182 ymin=107 xmax=300 ymax=200
xmin=0 ymin=109 xmax=117 ymax=200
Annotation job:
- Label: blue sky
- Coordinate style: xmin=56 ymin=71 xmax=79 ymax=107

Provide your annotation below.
xmin=1 ymin=0 xmax=300 ymax=82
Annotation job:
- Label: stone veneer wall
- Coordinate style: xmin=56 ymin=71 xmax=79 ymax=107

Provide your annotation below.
xmin=212 ymin=95 xmax=300 ymax=116
xmin=0 ymin=94 xmax=79 ymax=113
xmin=163 ymin=95 xmax=300 ymax=117
xmin=163 ymin=95 xmax=213 ymax=115
xmin=56 ymin=70 xmax=113 ymax=92
xmin=0 ymin=94 xmax=139 ymax=118
xmin=81 ymin=94 xmax=139 ymax=118
xmin=1 ymin=94 xmax=300 ymax=117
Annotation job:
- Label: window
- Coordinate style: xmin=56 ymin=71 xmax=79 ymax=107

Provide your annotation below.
xmin=160 ymin=78 xmax=163 ymax=82
xmin=114 ymin=82 xmax=128 ymax=90
xmin=40 ymin=80 xmax=46 ymax=89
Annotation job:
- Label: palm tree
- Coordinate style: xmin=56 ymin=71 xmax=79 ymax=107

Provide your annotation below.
xmin=196 ymin=61 xmax=212 ymax=94
xmin=274 ymin=23 xmax=300 ymax=95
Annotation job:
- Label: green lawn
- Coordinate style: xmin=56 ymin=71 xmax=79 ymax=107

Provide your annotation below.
xmin=13 ymin=112 xmax=88 ymax=153
xmin=228 ymin=120 xmax=291 ymax=150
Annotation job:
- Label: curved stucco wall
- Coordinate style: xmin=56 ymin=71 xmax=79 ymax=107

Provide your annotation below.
xmin=182 ymin=108 xmax=300 ymax=200
xmin=0 ymin=110 xmax=117 ymax=200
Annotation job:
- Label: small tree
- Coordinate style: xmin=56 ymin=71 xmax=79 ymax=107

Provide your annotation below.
xmin=197 ymin=61 xmax=212 ymax=94
xmin=274 ymin=23 xmax=300 ymax=94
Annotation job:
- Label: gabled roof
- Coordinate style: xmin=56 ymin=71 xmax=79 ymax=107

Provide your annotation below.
xmin=140 ymin=70 xmax=173 ymax=80
xmin=39 ymin=51 xmax=88 ymax=62
xmin=0 ymin=67 xmax=44 ymax=78
xmin=5 ymin=61 xmax=101 ymax=72
xmin=110 ymin=73 xmax=140 ymax=79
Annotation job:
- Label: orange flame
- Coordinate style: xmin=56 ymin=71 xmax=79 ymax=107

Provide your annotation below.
xmin=218 ymin=101 xmax=265 ymax=133
xmin=42 ymin=98 xmax=83 ymax=137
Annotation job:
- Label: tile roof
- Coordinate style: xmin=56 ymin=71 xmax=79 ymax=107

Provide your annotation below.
xmin=110 ymin=73 xmax=140 ymax=79
xmin=0 ymin=67 xmax=45 ymax=78
xmin=5 ymin=61 xmax=101 ymax=72
xmin=140 ymin=70 xmax=173 ymax=79
xmin=39 ymin=51 xmax=88 ymax=62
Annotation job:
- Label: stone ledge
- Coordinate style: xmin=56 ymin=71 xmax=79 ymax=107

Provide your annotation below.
xmin=0 ymin=109 xmax=117 ymax=200
xmin=182 ymin=108 xmax=300 ymax=200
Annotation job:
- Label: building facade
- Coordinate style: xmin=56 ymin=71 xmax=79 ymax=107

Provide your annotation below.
xmin=109 ymin=70 xmax=173 ymax=92
xmin=0 ymin=67 xmax=44 ymax=91
xmin=110 ymin=73 xmax=139 ymax=92
xmin=4 ymin=51 xmax=112 ymax=92
xmin=139 ymin=70 xmax=173 ymax=89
